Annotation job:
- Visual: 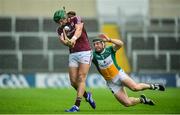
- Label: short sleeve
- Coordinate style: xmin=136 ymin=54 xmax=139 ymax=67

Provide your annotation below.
xmin=74 ymin=16 xmax=82 ymax=24
xmin=107 ymin=46 xmax=116 ymax=53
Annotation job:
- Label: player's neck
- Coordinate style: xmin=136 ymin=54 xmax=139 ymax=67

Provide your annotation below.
xmin=100 ymin=48 xmax=106 ymax=54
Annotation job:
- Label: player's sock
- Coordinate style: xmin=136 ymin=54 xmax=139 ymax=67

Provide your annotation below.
xmin=83 ymin=91 xmax=88 ymax=98
xmin=74 ymin=97 xmax=82 ymax=107
xmin=74 ymin=87 xmax=88 ymax=98
xmin=150 ymin=84 xmax=165 ymax=91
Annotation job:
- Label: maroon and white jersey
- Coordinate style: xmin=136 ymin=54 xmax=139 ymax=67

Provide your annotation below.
xmin=57 ymin=16 xmax=91 ymax=53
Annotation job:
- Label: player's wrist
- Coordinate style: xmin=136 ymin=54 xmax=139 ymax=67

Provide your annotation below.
xmin=108 ymin=38 xmax=112 ymax=42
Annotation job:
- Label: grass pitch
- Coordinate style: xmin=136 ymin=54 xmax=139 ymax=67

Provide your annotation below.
xmin=0 ymin=88 xmax=180 ymax=114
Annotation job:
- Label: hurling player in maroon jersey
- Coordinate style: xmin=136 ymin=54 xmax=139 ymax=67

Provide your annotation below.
xmin=53 ymin=8 xmax=96 ymax=112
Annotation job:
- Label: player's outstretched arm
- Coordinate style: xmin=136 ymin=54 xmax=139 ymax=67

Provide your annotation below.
xmin=110 ymin=38 xmax=124 ymax=51
xmin=98 ymin=33 xmax=124 ymax=51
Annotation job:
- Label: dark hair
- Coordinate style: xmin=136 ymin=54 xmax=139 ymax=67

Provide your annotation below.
xmin=92 ymin=38 xmax=104 ymax=43
xmin=67 ymin=11 xmax=76 ymax=18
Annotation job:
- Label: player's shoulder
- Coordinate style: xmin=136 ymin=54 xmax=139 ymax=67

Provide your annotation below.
xmin=70 ymin=16 xmax=83 ymax=23
xmin=106 ymin=46 xmax=113 ymax=50
xmin=71 ymin=16 xmax=82 ymax=20
xmin=106 ymin=46 xmax=116 ymax=53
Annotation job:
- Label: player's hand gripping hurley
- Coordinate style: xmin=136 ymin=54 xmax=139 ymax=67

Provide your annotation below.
xmin=62 ymin=29 xmax=74 ymax=48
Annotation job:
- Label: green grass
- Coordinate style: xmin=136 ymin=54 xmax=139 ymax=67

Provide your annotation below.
xmin=0 ymin=88 xmax=180 ymax=114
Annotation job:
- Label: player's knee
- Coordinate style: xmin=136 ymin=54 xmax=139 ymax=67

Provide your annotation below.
xmin=123 ymin=102 xmax=132 ymax=107
xmin=69 ymin=78 xmax=77 ymax=86
xmin=78 ymin=74 xmax=86 ymax=82
xmin=119 ymin=99 xmax=133 ymax=107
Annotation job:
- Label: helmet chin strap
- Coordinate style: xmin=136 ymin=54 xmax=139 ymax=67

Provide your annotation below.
xmin=102 ymin=41 xmax=105 ymax=48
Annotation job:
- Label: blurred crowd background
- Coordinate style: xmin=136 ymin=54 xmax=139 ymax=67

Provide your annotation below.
xmin=0 ymin=0 xmax=179 ymax=74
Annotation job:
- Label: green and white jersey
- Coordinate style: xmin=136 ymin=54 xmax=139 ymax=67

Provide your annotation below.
xmin=92 ymin=46 xmax=122 ymax=80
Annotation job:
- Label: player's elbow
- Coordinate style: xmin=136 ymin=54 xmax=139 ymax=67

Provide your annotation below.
xmin=116 ymin=42 xmax=124 ymax=50
xmin=119 ymin=40 xmax=124 ymax=47
xmin=117 ymin=40 xmax=124 ymax=49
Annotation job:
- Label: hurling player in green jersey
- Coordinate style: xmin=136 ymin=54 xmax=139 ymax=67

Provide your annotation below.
xmin=92 ymin=34 xmax=165 ymax=107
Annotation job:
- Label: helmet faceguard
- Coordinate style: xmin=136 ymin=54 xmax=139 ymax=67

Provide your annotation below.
xmin=92 ymin=38 xmax=104 ymax=43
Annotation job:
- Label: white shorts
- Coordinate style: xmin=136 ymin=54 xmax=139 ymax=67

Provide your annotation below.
xmin=69 ymin=50 xmax=92 ymax=67
xmin=106 ymin=69 xmax=128 ymax=94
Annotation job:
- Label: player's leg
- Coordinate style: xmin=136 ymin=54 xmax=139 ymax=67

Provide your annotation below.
xmin=67 ymin=53 xmax=88 ymax=96
xmin=69 ymin=66 xmax=78 ymax=88
xmin=123 ymin=76 xmax=165 ymax=91
xmin=76 ymin=62 xmax=96 ymax=109
xmin=65 ymin=65 xmax=91 ymax=112
xmin=65 ymin=52 xmax=91 ymax=112
xmin=77 ymin=51 xmax=96 ymax=109
xmin=122 ymin=76 xmax=151 ymax=91
xmin=120 ymin=70 xmax=165 ymax=91
xmin=68 ymin=63 xmax=96 ymax=110
xmin=68 ymin=66 xmax=88 ymax=98
xmin=107 ymin=76 xmax=141 ymax=106
xmin=75 ymin=63 xmax=90 ymax=105
xmin=114 ymin=87 xmax=155 ymax=106
xmin=114 ymin=87 xmax=140 ymax=107
xmin=107 ymin=75 xmax=155 ymax=106
xmin=65 ymin=53 xmax=80 ymax=112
